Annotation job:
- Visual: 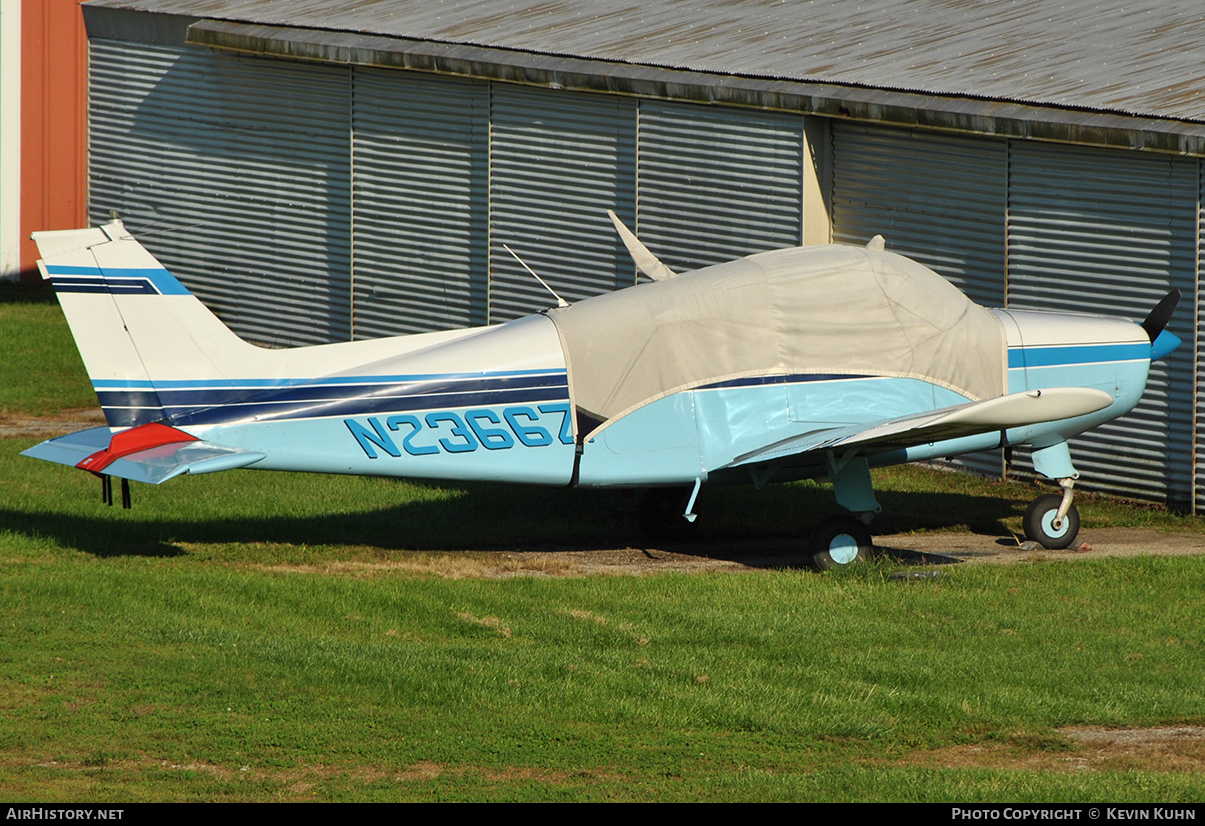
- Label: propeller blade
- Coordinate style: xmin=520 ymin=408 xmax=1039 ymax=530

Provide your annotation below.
xmin=1141 ymin=288 xmax=1181 ymax=340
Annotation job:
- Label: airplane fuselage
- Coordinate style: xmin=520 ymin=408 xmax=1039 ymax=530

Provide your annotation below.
xmin=157 ymin=306 xmax=1154 ymax=491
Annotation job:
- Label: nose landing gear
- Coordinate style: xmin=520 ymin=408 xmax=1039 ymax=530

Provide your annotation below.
xmin=1023 ymin=478 xmax=1080 ymax=549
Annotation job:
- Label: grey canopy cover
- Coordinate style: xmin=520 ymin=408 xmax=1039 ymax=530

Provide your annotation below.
xmin=546 ymin=244 xmax=1007 ymax=430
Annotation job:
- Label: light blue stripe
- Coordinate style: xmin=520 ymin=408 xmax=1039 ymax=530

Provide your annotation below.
xmin=1008 ymin=343 xmax=1147 ymax=368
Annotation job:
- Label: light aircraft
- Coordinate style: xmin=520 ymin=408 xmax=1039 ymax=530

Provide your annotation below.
xmin=23 ymin=217 xmax=1181 ymax=569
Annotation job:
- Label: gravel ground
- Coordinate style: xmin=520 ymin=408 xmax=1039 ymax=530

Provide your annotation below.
xmin=426 ymin=526 xmax=1205 ymax=578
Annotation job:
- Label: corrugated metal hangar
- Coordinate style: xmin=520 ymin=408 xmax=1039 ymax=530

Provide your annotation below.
xmin=81 ymin=0 xmax=1205 ymax=510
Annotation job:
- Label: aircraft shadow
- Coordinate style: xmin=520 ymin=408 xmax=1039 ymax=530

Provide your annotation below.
xmin=0 ymin=481 xmax=1028 ymax=569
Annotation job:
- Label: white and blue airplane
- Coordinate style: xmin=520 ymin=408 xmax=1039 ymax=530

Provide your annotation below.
xmin=23 ymin=217 xmax=1180 ymax=569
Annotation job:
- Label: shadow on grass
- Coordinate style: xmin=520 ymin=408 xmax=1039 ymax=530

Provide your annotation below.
xmin=2 ymin=477 xmax=1028 ymax=566
xmin=0 ymin=281 xmax=57 ymax=305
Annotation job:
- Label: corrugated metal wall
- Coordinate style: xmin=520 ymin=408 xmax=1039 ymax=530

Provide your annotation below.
xmin=89 ymin=40 xmax=352 ymax=346
xmin=636 ymin=101 xmax=804 ymax=272
xmin=488 ymin=85 xmax=637 ymax=321
xmin=1198 ymin=161 xmax=1205 ymax=513
xmin=351 ymin=69 xmax=489 ymax=337
xmin=1006 ymin=142 xmax=1198 ymax=508
xmin=831 ymin=124 xmax=1007 ymax=307
xmin=88 ymin=41 xmax=803 ymax=337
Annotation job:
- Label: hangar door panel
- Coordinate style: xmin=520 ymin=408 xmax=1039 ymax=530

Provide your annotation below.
xmin=636 ymin=101 xmax=804 ymax=273
xmin=488 ymin=85 xmax=636 ymax=322
xmin=352 ymin=69 xmax=489 ymax=338
xmin=832 ymin=123 xmax=1008 ymax=478
xmin=831 ymin=123 xmax=1006 ymax=307
xmin=1199 ymin=160 xmax=1205 ymax=514
xmin=89 ymin=40 xmax=352 ymax=347
xmin=1007 ymin=142 xmax=1197 ymax=507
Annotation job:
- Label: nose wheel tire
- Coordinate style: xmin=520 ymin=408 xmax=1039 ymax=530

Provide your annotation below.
xmin=1023 ymin=493 xmax=1080 ymax=550
xmin=808 ymin=515 xmax=874 ymax=571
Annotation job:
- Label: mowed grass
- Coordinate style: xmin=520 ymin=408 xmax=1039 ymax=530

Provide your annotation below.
xmin=3 ymin=513 xmax=1205 ymax=802
xmin=0 ymin=283 xmax=97 ymax=417
xmin=2 ymin=284 xmax=1204 ymax=801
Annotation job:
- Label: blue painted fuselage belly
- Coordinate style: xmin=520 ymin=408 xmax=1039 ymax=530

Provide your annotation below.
xmin=192 ymin=392 xmax=578 ymax=485
xmin=90 ymin=313 xmax=581 ymax=486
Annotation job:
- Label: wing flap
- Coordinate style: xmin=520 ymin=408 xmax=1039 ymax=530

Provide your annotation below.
xmin=728 ymin=387 xmax=1114 ymax=468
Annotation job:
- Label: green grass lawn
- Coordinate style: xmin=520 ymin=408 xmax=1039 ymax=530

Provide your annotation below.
xmin=2 ymin=503 xmax=1203 ymax=801
xmin=0 ymin=283 xmax=97 ymax=417
xmin=2 ymin=283 xmax=1204 ymax=802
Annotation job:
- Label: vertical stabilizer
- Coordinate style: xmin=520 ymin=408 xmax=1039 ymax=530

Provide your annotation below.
xmin=33 ymin=220 xmax=257 ymax=427
xmin=34 ymin=221 xmax=496 ymax=433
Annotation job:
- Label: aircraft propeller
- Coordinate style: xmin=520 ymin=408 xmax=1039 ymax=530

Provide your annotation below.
xmin=1141 ymin=288 xmax=1181 ymax=340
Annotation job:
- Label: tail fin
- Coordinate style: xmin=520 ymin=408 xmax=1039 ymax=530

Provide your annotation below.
xmin=34 ymin=220 xmax=257 ymax=428
xmin=36 ymin=220 xmax=489 ymax=432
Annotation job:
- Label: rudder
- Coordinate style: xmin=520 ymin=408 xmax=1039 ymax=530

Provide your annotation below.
xmin=33 ymin=220 xmax=256 ymax=428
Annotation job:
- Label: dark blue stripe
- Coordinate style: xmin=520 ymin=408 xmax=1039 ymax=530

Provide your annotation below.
xmin=96 ymin=375 xmax=566 ymax=410
xmin=702 ymin=373 xmax=864 ymax=390
xmin=96 ymin=390 xmax=163 ymax=410
xmin=98 ymin=374 xmax=570 ymax=428
xmin=50 ymin=275 xmax=160 ymax=295
xmin=49 ymin=276 xmax=113 ymax=294
xmin=140 ymin=373 xmax=565 ymax=408
xmin=162 ymin=386 xmax=569 ymax=426
xmin=45 ymin=265 xmax=191 ymax=296
xmin=101 ymin=408 xmax=154 ymax=429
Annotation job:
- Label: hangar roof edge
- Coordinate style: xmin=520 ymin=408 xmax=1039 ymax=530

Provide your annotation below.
xmin=82 ymin=0 xmax=1205 ymax=152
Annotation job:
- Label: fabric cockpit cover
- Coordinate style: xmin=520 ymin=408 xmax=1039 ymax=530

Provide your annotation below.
xmin=546 ymin=243 xmax=1006 ymax=433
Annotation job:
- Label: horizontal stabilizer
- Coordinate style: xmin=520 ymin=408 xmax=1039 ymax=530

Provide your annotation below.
xmin=22 ymin=425 xmax=265 ymax=485
xmin=728 ymin=387 xmax=1114 ymax=468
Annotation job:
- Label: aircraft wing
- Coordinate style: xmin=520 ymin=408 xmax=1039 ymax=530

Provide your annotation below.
xmin=21 ymin=423 xmax=266 ymax=485
xmin=726 ymin=387 xmax=1114 ymax=469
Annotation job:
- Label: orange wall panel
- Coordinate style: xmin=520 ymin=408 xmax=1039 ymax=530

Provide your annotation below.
xmin=19 ymin=0 xmax=86 ymax=281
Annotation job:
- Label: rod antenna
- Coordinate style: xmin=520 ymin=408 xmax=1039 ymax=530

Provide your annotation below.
xmin=503 ymin=244 xmax=569 ymax=308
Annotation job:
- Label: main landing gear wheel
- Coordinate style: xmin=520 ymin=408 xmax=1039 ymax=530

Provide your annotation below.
xmin=1023 ymin=493 xmax=1080 ymax=550
xmin=638 ymin=487 xmax=697 ymax=543
xmin=808 ymin=515 xmax=874 ymax=571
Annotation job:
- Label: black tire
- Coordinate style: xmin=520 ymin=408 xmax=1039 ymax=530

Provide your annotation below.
xmin=1023 ymin=493 xmax=1080 ymax=550
xmin=808 ymin=515 xmax=874 ymax=571
xmin=637 ymin=487 xmax=697 ymax=543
